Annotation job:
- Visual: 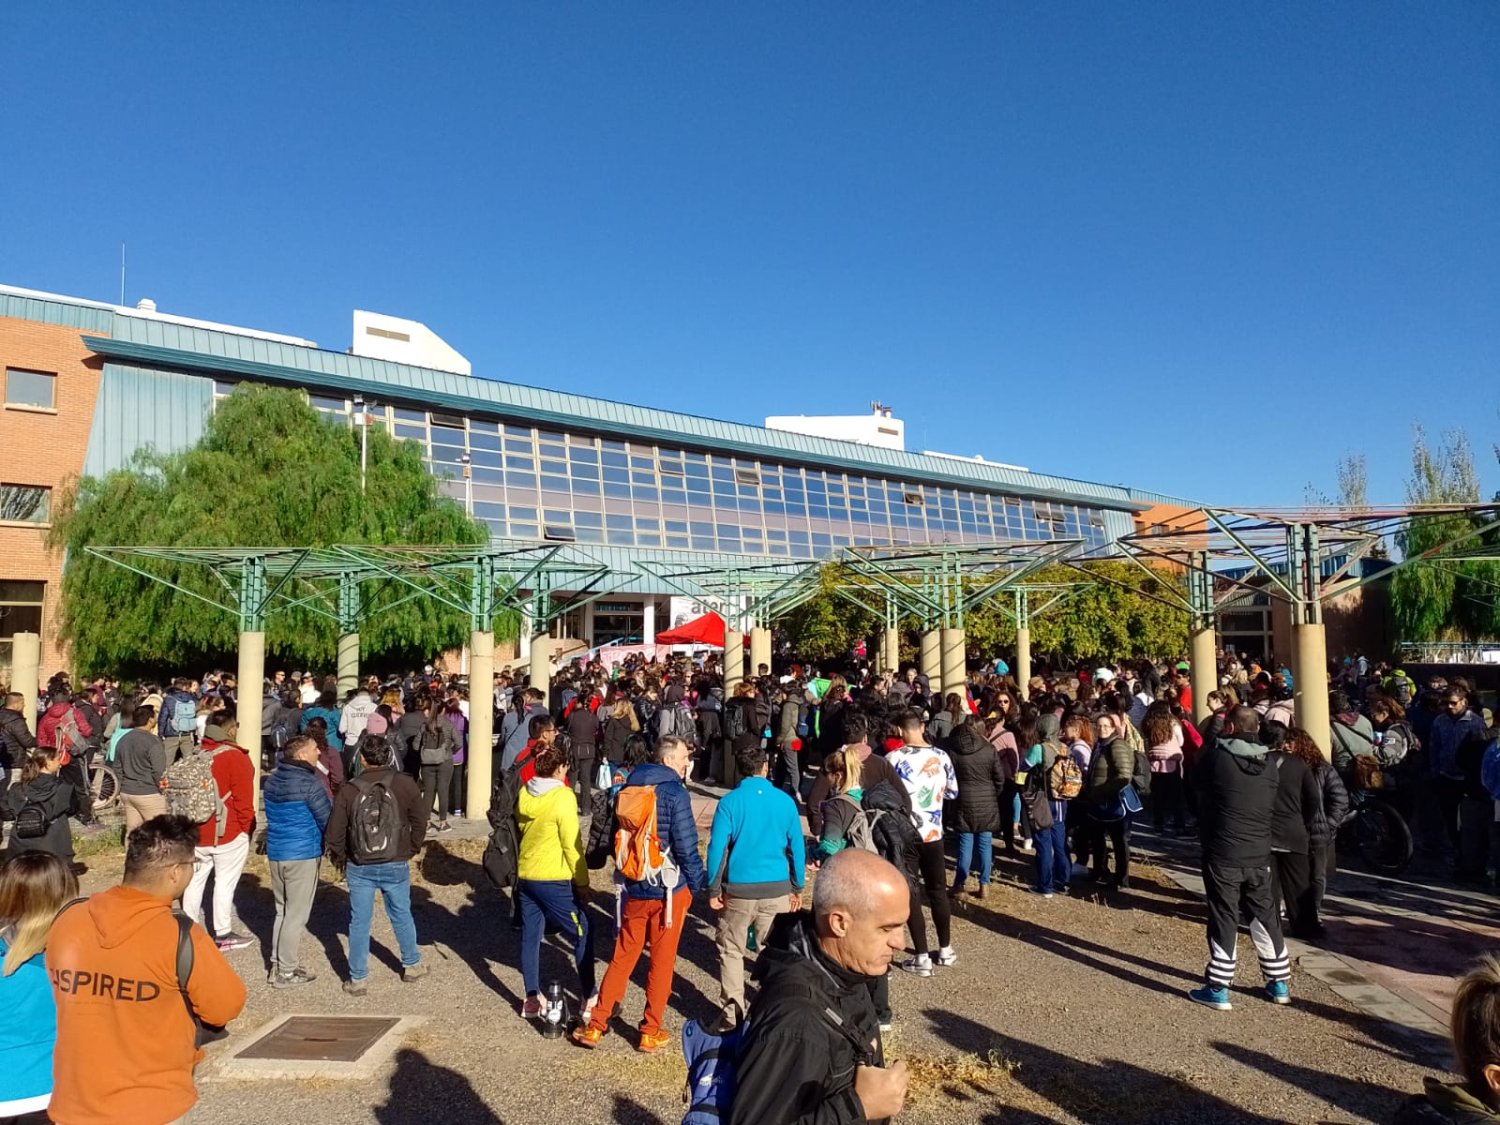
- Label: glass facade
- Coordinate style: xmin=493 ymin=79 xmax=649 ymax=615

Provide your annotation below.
xmin=218 ymin=386 xmax=1112 ymax=558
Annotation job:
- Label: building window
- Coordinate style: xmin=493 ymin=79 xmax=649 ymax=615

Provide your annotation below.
xmin=5 ymin=369 xmax=56 ymax=410
xmin=0 ymin=485 xmax=50 ymax=525
xmin=0 ymin=580 xmax=44 ymax=676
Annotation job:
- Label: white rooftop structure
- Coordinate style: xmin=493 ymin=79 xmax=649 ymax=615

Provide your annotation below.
xmin=351 ymin=310 xmax=471 ymax=376
xmin=766 ymin=402 xmax=905 ymax=450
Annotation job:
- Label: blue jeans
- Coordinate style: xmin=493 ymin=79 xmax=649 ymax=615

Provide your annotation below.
xmin=346 ymin=860 xmax=420 ymax=981
xmin=519 ymin=879 xmax=595 ymax=997
xmin=1033 ymin=819 xmax=1071 ymax=894
xmin=954 ymin=832 xmax=993 ymax=888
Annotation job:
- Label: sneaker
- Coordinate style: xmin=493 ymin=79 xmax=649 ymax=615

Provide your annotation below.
xmin=878 ymin=1018 xmax=894 ymax=1033
xmin=571 ymin=1024 xmax=606 ymax=1049
xmin=402 ymin=963 xmax=428 ymax=983
xmin=436 ymin=821 xmax=453 ymax=834
xmin=934 ymin=946 xmax=959 ymax=967
xmin=971 ymin=884 xmax=987 ymax=901
xmin=638 ymin=1029 xmax=671 ymax=1054
xmin=522 ymin=994 xmax=543 ymax=1019
xmin=215 ymin=931 xmax=254 ymax=952
xmin=343 ymin=978 xmax=368 ymax=996
xmin=1265 ymin=980 xmax=1291 ymax=1005
xmin=272 ymin=968 xmax=317 ymax=989
xmin=898 ymin=955 xmax=934 ymax=978
xmin=1188 ymin=985 xmax=1232 ymax=1011
xmin=1018 ymin=839 xmax=1035 ymax=854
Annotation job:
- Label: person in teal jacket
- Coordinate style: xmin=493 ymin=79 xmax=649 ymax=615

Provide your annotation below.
xmin=704 ymin=744 xmax=805 ymax=1032
xmin=0 ymin=851 xmax=79 ymax=1121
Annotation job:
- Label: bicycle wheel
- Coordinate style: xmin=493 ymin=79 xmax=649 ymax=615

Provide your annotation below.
xmin=91 ymin=763 xmax=120 ymax=812
xmin=1354 ymin=798 xmax=1413 ymax=875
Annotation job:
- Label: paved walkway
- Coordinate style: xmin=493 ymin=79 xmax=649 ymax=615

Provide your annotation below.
xmin=1134 ymin=826 xmax=1489 ymax=1065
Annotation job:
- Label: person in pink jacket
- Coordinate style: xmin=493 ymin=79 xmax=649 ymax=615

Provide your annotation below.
xmin=1144 ymin=709 xmax=1187 ymax=835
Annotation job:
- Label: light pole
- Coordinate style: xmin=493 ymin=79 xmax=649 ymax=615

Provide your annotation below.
xmin=460 ymin=452 xmax=473 ymax=514
xmin=353 ymin=394 xmax=369 ymax=493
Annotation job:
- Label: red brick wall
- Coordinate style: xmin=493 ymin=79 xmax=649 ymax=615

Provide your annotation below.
xmin=0 ymin=318 xmax=103 ymax=683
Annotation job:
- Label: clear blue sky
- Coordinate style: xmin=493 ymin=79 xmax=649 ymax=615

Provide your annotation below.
xmin=3 ymin=3 xmax=1496 ymax=507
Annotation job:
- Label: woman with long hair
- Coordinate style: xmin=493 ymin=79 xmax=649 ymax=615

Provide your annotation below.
xmin=1282 ymin=726 xmax=1348 ymax=939
xmin=415 ymin=705 xmax=460 ymax=833
xmin=1143 ymin=710 xmax=1186 ymax=835
xmin=0 ymin=851 xmax=78 ymax=1123
xmin=3 ymin=745 xmax=75 ymax=868
xmin=814 ymin=748 xmax=867 ymax=862
xmin=926 ymin=692 xmax=965 ymax=747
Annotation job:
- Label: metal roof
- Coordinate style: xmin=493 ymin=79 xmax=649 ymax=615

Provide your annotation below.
xmin=83 ymin=319 xmax=1188 ymax=512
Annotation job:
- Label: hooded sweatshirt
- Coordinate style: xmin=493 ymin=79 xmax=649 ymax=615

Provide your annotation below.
xmin=1394 ymin=1078 xmax=1500 ymax=1124
xmin=1196 ymin=736 xmax=1281 ymax=866
xmin=46 ymin=886 xmax=247 ymax=1125
xmin=516 ymin=777 xmax=588 ymax=886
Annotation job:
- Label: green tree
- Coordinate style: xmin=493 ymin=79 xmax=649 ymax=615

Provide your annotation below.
xmin=52 ymin=386 xmax=493 ymax=676
xmin=779 ymin=564 xmax=880 ymax=664
xmin=1390 ymin=426 xmax=1494 ymax=642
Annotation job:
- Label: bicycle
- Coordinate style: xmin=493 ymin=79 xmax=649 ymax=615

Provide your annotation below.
xmin=1339 ymin=785 xmax=1413 ymax=875
xmin=89 ymin=758 xmax=120 ymax=813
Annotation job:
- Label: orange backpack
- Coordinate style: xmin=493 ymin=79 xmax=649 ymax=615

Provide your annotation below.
xmin=613 ymin=784 xmax=683 ymax=923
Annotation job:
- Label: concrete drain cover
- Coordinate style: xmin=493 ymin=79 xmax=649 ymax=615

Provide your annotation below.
xmin=214 ymin=1014 xmax=424 ymax=1081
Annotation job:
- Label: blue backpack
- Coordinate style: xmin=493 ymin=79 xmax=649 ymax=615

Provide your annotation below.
xmin=681 ymin=1019 xmax=745 ymax=1124
xmin=680 ymin=1006 xmax=875 ymax=1125
xmin=1480 ymin=739 xmax=1500 ymax=801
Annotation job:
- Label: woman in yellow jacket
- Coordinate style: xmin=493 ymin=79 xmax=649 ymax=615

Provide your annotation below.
xmin=516 ymin=743 xmax=595 ymax=1020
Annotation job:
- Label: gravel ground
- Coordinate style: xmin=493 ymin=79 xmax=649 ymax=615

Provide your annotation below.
xmin=71 ymin=838 xmax=1442 ymax=1125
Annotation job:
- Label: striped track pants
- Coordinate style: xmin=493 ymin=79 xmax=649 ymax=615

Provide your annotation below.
xmin=1202 ymin=859 xmax=1290 ymax=989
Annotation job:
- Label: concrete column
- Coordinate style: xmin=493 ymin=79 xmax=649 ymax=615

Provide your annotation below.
xmin=940 ymin=627 xmax=966 ymax=703
xmin=466 ymin=630 xmax=495 ymax=819
xmin=642 ymin=599 xmax=657 ymax=646
xmin=529 ymin=634 xmax=551 ymax=701
xmin=919 ymin=629 xmax=942 ymax=695
xmin=1294 ymin=621 xmax=1332 ymax=761
xmin=1015 ymin=627 xmax=1032 ymax=696
xmin=519 ymin=611 xmax=533 ymax=660
xmin=1190 ymin=620 xmax=1217 ymax=725
xmin=749 ymin=626 xmax=772 ymax=678
xmin=724 ymin=629 xmax=745 ymax=692
xmin=582 ymin=601 xmax=597 ymax=646
xmin=237 ymin=631 xmax=266 ymax=807
xmin=11 ymin=632 xmax=39 ymax=736
xmin=336 ymin=632 xmax=360 ymax=698
xmin=883 ymin=626 xmax=901 ymax=675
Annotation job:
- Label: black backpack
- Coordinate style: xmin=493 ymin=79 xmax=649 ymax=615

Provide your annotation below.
xmin=861 ymin=782 xmax=918 ymax=877
xmin=482 ymin=750 xmax=532 ymax=889
xmin=585 ymin=784 xmax=617 ymax=870
xmin=348 ymin=776 xmax=402 ymax=864
xmin=13 ymin=797 xmax=48 ymax=839
xmin=724 ymin=702 xmax=748 ymax=742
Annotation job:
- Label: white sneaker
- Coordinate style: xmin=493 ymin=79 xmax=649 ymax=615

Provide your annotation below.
xmin=934 ymin=946 xmax=958 ymax=967
xmin=898 ymin=954 xmax=934 ymax=978
xmin=1019 ymin=840 xmax=1035 ymax=853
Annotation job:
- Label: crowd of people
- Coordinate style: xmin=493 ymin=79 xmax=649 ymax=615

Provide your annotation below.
xmin=0 ymin=644 xmax=1497 ymax=1123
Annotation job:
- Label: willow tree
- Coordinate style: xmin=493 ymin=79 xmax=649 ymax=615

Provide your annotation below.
xmin=1391 ymin=426 xmax=1491 ymax=642
xmin=52 ymin=385 xmax=491 ymax=676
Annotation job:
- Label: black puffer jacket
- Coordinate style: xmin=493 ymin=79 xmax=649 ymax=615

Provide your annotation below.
xmin=730 ymin=911 xmax=885 ymax=1125
xmin=1307 ymin=760 xmax=1349 ymax=851
xmin=0 ymin=706 xmax=36 ymax=769
xmin=948 ymin=720 xmax=1004 ymax=834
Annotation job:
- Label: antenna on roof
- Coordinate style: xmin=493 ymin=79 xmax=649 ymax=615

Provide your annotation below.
xmin=119 ymin=243 xmax=126 ymax=306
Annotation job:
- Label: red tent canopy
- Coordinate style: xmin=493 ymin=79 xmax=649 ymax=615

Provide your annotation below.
xmin=655 ymin=612 xmax=726 ymax=647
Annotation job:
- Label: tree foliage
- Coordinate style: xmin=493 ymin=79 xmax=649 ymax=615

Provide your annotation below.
xmin=779 ymin=560 xmax=1187 ymax=667
xmin=52 ymin=386 xmax=492 ymax=677
xmin=1390 ymin=425 xmax=1499 ymax=641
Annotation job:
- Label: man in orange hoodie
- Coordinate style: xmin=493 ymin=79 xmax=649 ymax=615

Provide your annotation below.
xmin=46 ymin=815 xmax=247 ymax=1125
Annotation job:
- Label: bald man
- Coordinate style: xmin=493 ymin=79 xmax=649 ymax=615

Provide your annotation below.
xmin=729 ymin=848 xmax=910 ymax=1125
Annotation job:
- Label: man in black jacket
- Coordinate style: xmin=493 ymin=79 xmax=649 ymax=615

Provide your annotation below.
xmin=1189 ymin=707 xmax=1292 ymax=1011
xmin=0 ymin=691 xmax=37 ymax=804
xmin=730 ymin=848 xmax=910 ymax=1125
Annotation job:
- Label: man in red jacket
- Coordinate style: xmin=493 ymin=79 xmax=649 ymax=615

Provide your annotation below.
xmin=181 ymin=711 xmax=257 ymax=952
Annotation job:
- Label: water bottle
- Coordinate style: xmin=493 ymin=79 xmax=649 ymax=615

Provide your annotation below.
xmin=541 ymin=981 xmax=566 ymax=1039
xmin=746 ymin=923 xmax=758 ymax=953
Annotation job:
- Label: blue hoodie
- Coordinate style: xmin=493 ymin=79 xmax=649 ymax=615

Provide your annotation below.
xmin=0 ymin=941 xmax=55 ymax=1106
xmin=618 ymin=762 xmax=706 ymax=900
xmin=705 ymin=776 xmax=805 ymax=899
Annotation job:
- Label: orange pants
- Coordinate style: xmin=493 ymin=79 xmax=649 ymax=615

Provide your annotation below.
xmin=589 ymin=887 xmax=692 ymax=1035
